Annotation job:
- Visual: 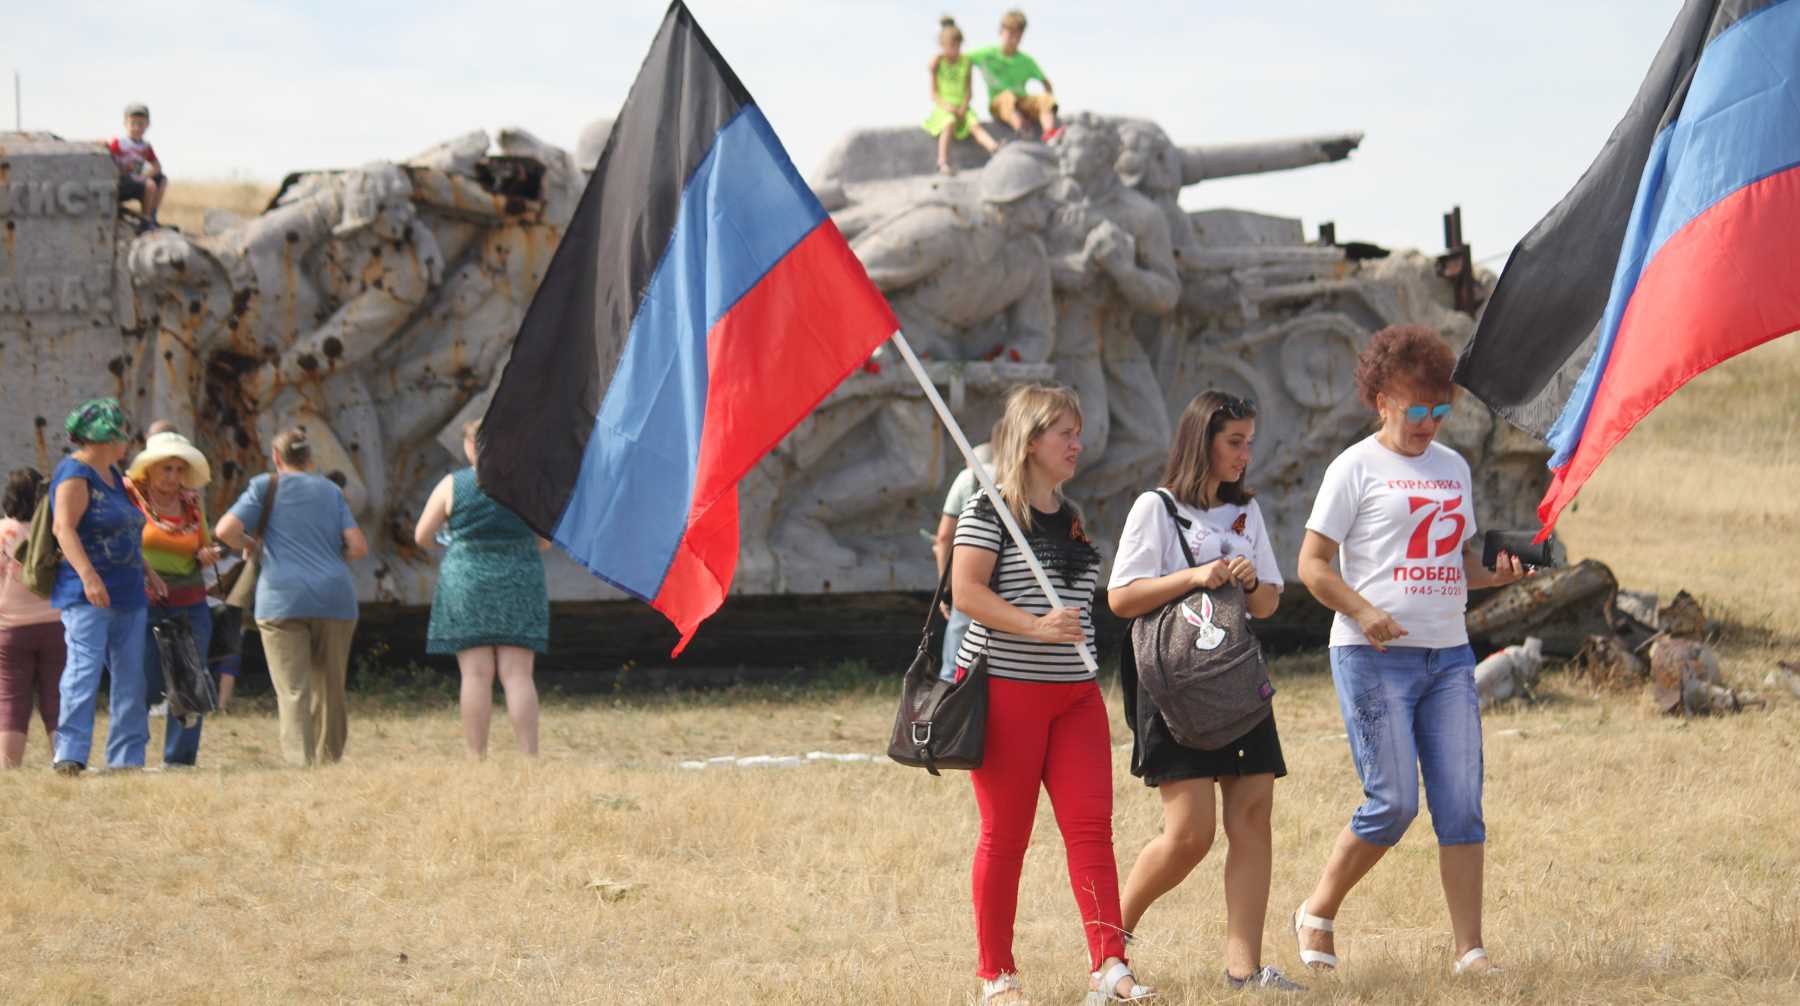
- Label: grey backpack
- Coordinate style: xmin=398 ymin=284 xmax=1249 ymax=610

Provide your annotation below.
xmin=1128 ymin=490 xmax=1274 ymax=750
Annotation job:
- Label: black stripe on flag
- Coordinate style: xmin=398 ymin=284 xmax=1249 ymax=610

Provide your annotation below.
xmin=1454 ymin=0 xmax=1776 ymax=437
xmin=478 ymin=0 xmax=751 ymax=535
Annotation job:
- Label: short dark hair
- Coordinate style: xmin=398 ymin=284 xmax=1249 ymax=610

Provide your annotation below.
xmin=1162 ymin=391 xmax=1257 ymax=508
xmin=1353 ymin=325 xmax=1457 ymax=409
xmin=3 ymin=468 xmax=44 ymax=521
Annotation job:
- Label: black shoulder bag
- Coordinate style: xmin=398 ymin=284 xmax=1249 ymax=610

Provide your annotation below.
xmin=888 ymin=550 xmax=993 ymax=775
xmin=1128 ymin=490 xmax=1274 ymax=751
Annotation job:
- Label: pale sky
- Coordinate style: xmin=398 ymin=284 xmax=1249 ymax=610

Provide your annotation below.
xmin=16 ymin=1 xmax=1684 ymax=259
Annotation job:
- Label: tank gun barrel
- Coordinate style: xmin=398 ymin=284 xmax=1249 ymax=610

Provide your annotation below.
xmin=1180 ymin=131 xmax=1364 ymax=186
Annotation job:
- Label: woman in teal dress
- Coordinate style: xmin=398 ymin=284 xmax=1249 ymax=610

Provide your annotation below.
xmin=414 ymin=420 xmax=550 ymax=757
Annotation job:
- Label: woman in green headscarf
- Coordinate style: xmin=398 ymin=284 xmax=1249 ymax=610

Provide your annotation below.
xmin=47 ymin=398 xmax=166 ymax=774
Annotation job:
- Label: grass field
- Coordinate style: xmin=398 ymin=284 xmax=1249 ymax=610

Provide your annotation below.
xmin=6 ymin=187 xmax=1796 ymax=1003
xmin=155 ymin=180 xmax=275 ymax=235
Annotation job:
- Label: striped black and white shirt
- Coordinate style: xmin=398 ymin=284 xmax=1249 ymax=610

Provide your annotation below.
xmin=952 ymin=494 xmax=1101 ymax=683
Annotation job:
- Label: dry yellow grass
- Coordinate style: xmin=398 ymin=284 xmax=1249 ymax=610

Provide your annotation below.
xmin=1 ymin=670 xmax=1796 ymax=1005
xmin=155 ymin=179 xmax=276 ymax=236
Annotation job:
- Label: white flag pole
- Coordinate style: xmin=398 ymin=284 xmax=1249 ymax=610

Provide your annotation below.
xmin=887 ymin=331 xmax=1098 ymax=672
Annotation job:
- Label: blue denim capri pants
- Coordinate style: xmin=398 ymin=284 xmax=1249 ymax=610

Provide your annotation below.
xmin=1329 ymin=644 xmax=1485 ymax=846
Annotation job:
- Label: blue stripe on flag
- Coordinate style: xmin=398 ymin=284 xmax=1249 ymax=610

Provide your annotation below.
xmin=551 ymin=105 xmax=828 ymax=598
xmin=1548 ymin=0 xmax=1800 ymax=465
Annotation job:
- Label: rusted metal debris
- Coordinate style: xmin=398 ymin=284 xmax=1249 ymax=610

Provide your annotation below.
xmin=1767 ymin=663 xmax=1800 ymax=701
xmin=1649 ymin=637 xmax=1764 ymax=716
xmin=1466 ymin=558 xmax=1617 ymax=655
xmin=1474 ymin=636 xmax=1543 ymax=707
xmin=1571 ymin=633 xmax=1646 ymax=692
xmin=1472 ymin=562 xmax=1765 ymax=716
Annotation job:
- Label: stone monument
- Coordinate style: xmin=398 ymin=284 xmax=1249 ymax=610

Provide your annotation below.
xmin=0 ymin=113 xmax=1549 ymax=606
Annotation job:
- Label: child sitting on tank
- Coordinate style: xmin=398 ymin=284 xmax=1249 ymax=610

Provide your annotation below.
xmin=923 ymin=16 xmax=1001 ymax=175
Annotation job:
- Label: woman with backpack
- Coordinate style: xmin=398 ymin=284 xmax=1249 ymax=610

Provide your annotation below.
xmin=1106 ymin=390 xmax=1302 ymax=992
xmin=0 ymin=468 xmax=65 ymax=768
xmin=1291 ymin=325 xmax=1524 ymax=976
xmin=947 ymin=383 xmax=1155 ymax=1005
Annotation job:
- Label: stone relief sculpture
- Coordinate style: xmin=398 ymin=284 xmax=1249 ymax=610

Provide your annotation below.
xmin=0 ymin=113 xmax=1548 ymax=605
xmin=1042 ymin=113 xmax=1181 ymax=502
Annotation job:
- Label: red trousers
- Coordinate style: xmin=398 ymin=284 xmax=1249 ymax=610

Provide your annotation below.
xmin=970 ymin=677 xmax=1126 ymax=979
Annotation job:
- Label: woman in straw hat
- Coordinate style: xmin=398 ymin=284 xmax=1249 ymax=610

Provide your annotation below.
xmin=127 ymin=427 xmax=221 ymax=767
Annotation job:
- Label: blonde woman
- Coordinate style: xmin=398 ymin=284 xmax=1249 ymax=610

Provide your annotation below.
xmin=949 ymin=384 xmax=1153 ymax=1004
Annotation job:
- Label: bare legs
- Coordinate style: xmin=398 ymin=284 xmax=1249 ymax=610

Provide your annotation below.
xmin=496 ymin=646 xmax=539 ymax=756
xmin=1219 ymin=774 xmax=1275 ymax=979
xmin=0 ymin=731 xmax=25 ymax=768
xmin=455 ymin=645 xmax=539 ymax=758
xmin=937 ymin=123 xmax=1003 ymax=174
xmin=1121 ymin=778 xmax=1214 ymax=932
xmin=1119 ymin=773 xmax=1276 ymax=978
xmin=1297 ymin=830 xmax=1490 ymax=972
xmin=1440 ymin=843 xmax=1487 ymax=966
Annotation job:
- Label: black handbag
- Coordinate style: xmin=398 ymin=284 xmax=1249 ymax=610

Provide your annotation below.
xmin=153 ymin=615 xmax=219 ymax=726
xmin=1128 ymin=490 xmax=1274 ymax=750
xmin=888 ymin=559 xmax=989 ymax=775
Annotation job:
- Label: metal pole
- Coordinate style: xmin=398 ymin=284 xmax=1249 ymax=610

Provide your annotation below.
xmin=887 ymin=331 xmax=1099 ymax=672
xmin=13 ymin=71 xmax=19 ymax=131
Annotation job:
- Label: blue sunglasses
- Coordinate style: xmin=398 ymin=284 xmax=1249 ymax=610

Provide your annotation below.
xmin=1403 ymin=402 xmax=1453 ymax=423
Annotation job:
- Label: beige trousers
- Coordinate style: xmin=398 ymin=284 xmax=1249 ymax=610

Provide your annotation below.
xmin=256 ymin=617 xmax=356 ymax=766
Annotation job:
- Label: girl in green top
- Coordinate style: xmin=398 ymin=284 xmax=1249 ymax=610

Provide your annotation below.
xmin=923 ymin=16 xmax=1000 ymax=175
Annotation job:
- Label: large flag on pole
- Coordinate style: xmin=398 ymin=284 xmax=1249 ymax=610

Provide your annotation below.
xmin=477 ymin=1 xmax=897 ymax=653
xmin=1455 ymin=0 xmax=1800 ymax=537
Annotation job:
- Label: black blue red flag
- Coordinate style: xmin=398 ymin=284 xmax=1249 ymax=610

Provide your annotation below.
xmin=477 ymin=1 xmax=898 ymax=652
xmin=1455 ymin=0 xmax=1800 ymax=536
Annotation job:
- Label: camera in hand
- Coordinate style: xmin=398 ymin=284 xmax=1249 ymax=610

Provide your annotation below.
xmin=1481 ymin=529 xmax=1554 ymax=571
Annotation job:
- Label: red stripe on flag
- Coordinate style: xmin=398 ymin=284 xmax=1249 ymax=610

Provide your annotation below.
xmin=651 ymin=220 xmax=898 ymax=652
xmin=1538 ymin=165 xmax=1800 ymax=536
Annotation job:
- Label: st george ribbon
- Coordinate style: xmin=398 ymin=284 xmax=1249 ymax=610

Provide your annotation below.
xmin=1455 ymin=0 xmax=1800 ymax=538
xmin=476 ymin=1 xmax=897 ymax=654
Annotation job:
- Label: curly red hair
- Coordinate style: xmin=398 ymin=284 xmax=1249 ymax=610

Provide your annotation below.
xmin=1353 ymin=325 xmax=1457 ymax=409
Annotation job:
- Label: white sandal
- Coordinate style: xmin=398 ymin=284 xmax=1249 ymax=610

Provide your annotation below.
xmin=1453 ymin=947 xmax=1501 ymax=975
xmin=1294 ymin=901 xmax=1339 ymax=971
xmin=981 ymin=972 xmax=1030 ymax=1004
xmin=1088 ymin=958 xmax=1157 ymax=1003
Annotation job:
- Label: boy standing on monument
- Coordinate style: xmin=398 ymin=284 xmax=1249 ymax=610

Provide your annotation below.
xmin=109 ymin=102 xmax=167 ymax=232
xmin=968 ymin=9 xmax=1061 ymax=140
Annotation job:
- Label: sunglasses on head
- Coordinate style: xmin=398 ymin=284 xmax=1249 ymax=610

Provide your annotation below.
xmin=1401 ymin=402 xmax=1452 ymax=423
xmin=1217 ymin=395 xmax=1255 ymax=419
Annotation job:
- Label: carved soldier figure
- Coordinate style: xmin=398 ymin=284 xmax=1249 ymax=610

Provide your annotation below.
xmin=849 ymin=142 xmax=1060 ymax=363
xmin=766 ymin=144 xmax=1064 ymax=574
xmin=1045 ymin=114 xmax=1181 ymax=500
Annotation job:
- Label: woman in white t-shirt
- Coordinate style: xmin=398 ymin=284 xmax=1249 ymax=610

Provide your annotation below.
xmin=1107 ymin=390 xmax=1301 ymax=992
xmin=1292 ymin=326 xmax=1525 ymax=977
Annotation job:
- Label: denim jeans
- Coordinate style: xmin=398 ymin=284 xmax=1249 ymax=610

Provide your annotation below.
xmin=940 ymin=607 xmax=973 ymax=681
xmin=54 ymin=603 xmax=150 ymax=768
xmin=1329 ymin=644 xmax=1485 ymax=846
xmin=144 ymin=601 xmax=211 ymax=766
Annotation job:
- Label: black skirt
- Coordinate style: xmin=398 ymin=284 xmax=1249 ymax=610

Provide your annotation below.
xmin=1119 ymin=634 xmax=1288 ymax=786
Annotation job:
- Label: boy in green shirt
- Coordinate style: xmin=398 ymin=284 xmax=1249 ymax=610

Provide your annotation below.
xmin=968 ymin=9 xmax=1060 ymax=140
